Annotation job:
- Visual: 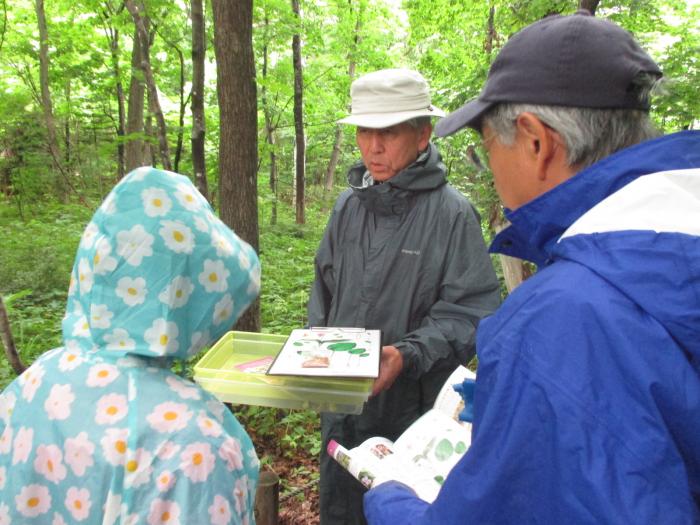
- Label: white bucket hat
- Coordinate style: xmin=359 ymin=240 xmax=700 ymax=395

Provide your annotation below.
xmin=337 ymin=68 xmax=445 ymax=128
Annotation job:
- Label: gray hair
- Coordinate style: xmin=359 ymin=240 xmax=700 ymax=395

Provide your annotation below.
xmin=404 ymin=116 xmax=432 ymax=130
xmin=483 ymin=73 xmax=662 ymax=169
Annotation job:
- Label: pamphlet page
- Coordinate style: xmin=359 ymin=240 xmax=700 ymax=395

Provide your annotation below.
xmin=267 ymin=327 xmax=381 ymax=378
xmin=327 ymin=365 xmax=475 ymax=502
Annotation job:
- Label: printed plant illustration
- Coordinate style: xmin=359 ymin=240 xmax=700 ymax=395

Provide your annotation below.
xmin=412 ymin=435 xmax=469 ymax=485
xmin=293 ymin=329 xmax=371 ymax=368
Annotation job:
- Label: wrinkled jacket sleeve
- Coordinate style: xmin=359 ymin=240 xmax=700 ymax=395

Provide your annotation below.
xmin=364 ymin=482 xmax=430 ymax=524
xmin=307 ymin=204 xmax=339 ymax=328
xmin=365 ymin=290 xmax=699 ymax=524
xmin=394 ymin=204 xmax=500 ymax=378
xmin=308 ymin=191 xmax=353 ymax=327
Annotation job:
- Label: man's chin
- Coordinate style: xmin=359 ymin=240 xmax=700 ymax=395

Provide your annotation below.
xmin=370 ymin=171 xmax=395 ymax=182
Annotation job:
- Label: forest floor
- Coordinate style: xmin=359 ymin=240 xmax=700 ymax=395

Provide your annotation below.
xmin=248 ymin=426 xmax=321 ymax=524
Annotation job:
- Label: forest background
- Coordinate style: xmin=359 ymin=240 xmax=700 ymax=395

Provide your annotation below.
xmin=0 ymin=0 xmax=698 ymax=522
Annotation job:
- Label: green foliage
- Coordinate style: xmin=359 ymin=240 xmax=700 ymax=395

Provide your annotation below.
xmin=0 ymin=182 xmax=327 ymax=462
xmin=0 ymin=198 xmax=93 ymax=385
xmin=0 ymin=0 xmax=698 ymax=474
xmin=279 ymin=409 xmax=323 ymax=457
xmin=0 ymin=199 xmax=92 ymax=296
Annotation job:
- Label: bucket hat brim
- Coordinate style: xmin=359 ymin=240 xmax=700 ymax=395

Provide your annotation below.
xmin=338 ymin=106 xmax=445 ymax=129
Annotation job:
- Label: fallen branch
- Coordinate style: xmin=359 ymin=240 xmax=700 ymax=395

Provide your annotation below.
xmin=280 ymin=477 xmax=318 ymax=502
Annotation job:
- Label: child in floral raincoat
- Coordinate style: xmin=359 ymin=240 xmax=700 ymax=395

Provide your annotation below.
xmin=0 ymin=167 xmax=261 ymax=524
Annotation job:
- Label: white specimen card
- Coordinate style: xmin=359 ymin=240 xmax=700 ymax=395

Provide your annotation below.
xmin=266 ymin=327 xmax=381 ymax=378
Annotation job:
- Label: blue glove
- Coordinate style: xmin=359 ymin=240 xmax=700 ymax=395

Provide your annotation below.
xmin=453 ymin=378 xmax=476 ymax=423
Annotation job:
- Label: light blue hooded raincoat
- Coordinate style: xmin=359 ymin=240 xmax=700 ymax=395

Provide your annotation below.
xmin=0 ymin=167 xmax=261 ymax=525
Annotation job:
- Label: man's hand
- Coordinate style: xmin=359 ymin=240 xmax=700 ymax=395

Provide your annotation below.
xmin=371 ymin=345 xmax=403 ymax=397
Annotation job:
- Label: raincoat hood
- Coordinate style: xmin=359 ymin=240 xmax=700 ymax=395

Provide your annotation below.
xmin=0 ymin=167 xmax=262 ymax=524
xmin=62 ymin=166 xmax=261 ymax=361
xmin=347 ymin=143 xmax=447 ymax=216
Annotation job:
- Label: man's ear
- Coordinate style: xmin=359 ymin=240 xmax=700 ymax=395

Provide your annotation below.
xmin=417 ymin=123 xmax=432 ymax=151
xmin=515 ymin=113 xmax=558 ymax=181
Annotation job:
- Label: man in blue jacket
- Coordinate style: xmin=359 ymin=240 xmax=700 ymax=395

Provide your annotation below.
xmin=364 ymin=10 xmax=700 ymax=524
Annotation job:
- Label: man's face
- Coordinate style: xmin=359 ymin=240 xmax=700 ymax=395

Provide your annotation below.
xmin=481 ymin=123 xmax=537 ymax=210
xmin=356 ymin=122 xmax=431 ymax=182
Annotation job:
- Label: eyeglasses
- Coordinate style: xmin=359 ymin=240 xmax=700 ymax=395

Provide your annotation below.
xmin=468 ymin=132 xmax=497 ymax=171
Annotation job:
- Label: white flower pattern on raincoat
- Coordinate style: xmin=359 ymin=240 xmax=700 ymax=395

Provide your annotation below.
xmin=0 ymin=167 xmax=260 ymax=524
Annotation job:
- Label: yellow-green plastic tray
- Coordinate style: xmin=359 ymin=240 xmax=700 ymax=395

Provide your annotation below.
xmin=194 ymin=331 xmax=373 ymax=414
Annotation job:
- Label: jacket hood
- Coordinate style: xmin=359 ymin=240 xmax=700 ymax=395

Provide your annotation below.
xmin=62 ymin=167 xmax=260 ymax=361
xmin=493 ymin=130 xmax=700 ymax=356
xmin=347 ymin=142 xmax=447 ymax=215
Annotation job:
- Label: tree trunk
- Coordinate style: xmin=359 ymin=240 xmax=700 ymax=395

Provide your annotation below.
xmin=64 ymin=82 xmax=71 ymax=165
xmin=212 ymin=0 xmax=260 ymax=332
xmin=0 ymin=1 xmax=7 ymax=54
xmin=191 ymin=0 xmax=208 ymax=200
xmin=483 ymin=3 xmax=528 ymax=292
xmin=261 ymin=13 xmax=278 ymax=225
xmin=146 ymin=89 xmax=157 ymax=167
xmin=0 ymin=296 xmax=25 ymax=375
xmin=171 ymin=42 xmax=186 ymax=173
xmin=490 ymin=210 xmax=529 ymax=293
xmin=112 ymin=30 xmax=126 ymax=180
xmin=35 ymin=0 xmax=65 ymax=198
xmin=579 ymin=0 xmax=600 ymax=14
xmin=101 ymin=3 xmax=127 ymax=181
xmin=324 ymin=1 xmax=361 ymax=192
xmin=291 ymin=0 xmax=305 ymax=224
xmin=125 ymin=0 xmax=172 ymax=171
xmin=125 ymin=24 xmax=146 ymax=172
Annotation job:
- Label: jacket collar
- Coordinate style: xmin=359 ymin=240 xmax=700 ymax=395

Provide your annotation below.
xmin=348 ymin=143 xmax=447 ymax=216
xmin=490 ymin=130 xmax=700 ymax=267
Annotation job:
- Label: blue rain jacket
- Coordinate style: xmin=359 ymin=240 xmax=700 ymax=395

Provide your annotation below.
xmin=0 ymin=168 xmax=261 ymax=524
xmin=364 ymin=130 xmax=700 ymax=524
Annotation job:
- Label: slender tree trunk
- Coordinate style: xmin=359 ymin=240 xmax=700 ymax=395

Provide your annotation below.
xmin=35 ymin=0 xmax=65 ymax=198
xmin=125 ymin=25 xmax=146 ymax=171
xmin=191 ymin=0 xmax=208 ymax=200
xmin=64 ymin=82 xmax=71 ymax=165
xmin=113 ymin=30 xmax=126 ymax=180
xmin=490 ymin=210 xmax=530 ymax=292
xmin=162 ymin=39 xmax=186 ymax=173
xmin=325 ymin=0 xmax=361 ymax=192
xmin=125 ymin=0 xmax=172 ymax=171
xmin=146 ymin=89 xmax=157 ymax=167
xmin=484 ymin=1 xmax=527 ymax=292
xmin=261 ymin=13 xmax=278 ymax=225
xmin=0 ymin=0 xmax=7 ymax=54
xmin=325 ymin=128 xmax=342 ymax=192
xmin=0 ymin=296 xmax=25 ymax=375
xmin=212 ymin=0 xmax=260 ymax=332
xmin=101 ymin=4 xmax=127 ymax=180
xmin=291 ymin=0 xmax=305 ymax=224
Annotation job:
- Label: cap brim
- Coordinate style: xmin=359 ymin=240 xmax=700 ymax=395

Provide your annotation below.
xmin=337 ymin=106 xmax=445 ymax=129
xmin=434 ymin=99 xmax=493 ymax=137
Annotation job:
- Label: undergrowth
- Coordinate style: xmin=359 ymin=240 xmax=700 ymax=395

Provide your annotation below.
xmin=0 ymin=182 xmax=343 ymax=461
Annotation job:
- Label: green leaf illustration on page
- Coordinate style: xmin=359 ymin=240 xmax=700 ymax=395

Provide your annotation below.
xmin=327 ymin=342 xmax=356 ymax=351
xmin=434 ymin=438 xmax=454 ymax=461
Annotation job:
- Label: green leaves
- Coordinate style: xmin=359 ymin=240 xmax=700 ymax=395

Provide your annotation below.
xmin=434 ymin=438 xmax=454 ymax=461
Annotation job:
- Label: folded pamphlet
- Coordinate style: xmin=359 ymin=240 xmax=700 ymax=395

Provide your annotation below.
xmin=327 ymin=365 xmax=474 ymax=502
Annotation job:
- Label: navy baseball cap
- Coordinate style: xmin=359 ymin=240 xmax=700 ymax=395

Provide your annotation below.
xmin=435 ymin=10 xmax=662 ymax=136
